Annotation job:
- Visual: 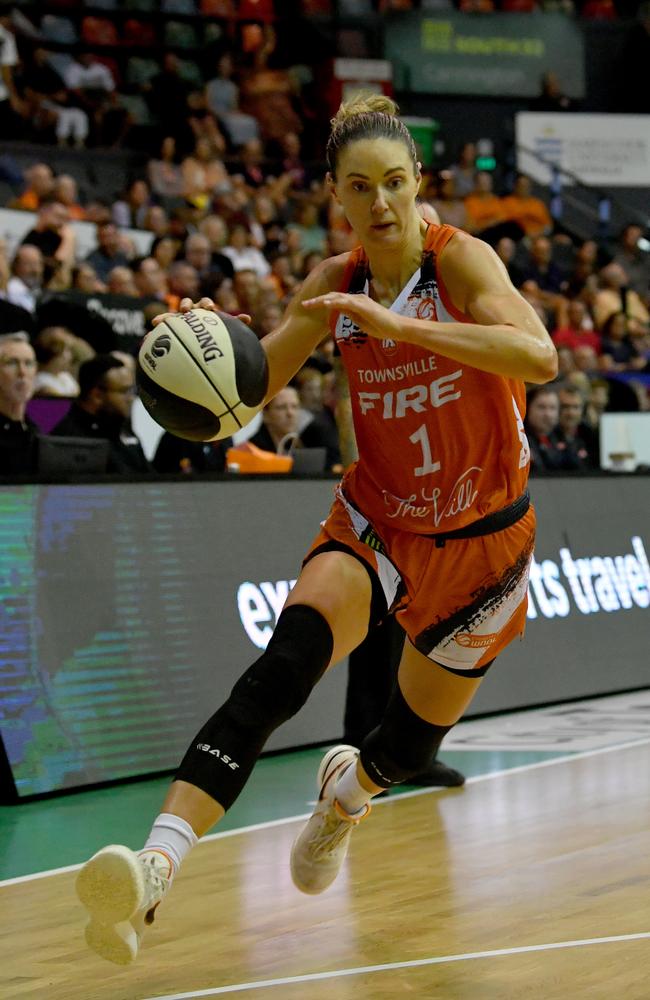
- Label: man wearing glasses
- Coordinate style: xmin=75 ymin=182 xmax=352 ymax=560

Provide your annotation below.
xmin=52 ymin=354 xmax=151 ymax=474
xmin=0 ymin=332 xmax=39 ymax=474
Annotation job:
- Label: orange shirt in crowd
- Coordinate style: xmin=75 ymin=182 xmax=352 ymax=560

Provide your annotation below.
xmin=501 ymin=195 xmax=551 ymax=237
xmin=463 ymin=194 xmax=506 ymax=233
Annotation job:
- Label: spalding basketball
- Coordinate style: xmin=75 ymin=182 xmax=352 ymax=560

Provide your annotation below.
xmin=136 ymin=309 xmax=268 ymax=441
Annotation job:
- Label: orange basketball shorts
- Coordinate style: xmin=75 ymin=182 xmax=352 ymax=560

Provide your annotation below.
xmin=305 ymin=488 xmax=536 ymax=671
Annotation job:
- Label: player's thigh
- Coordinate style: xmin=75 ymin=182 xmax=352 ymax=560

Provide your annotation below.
xmin=397 ymin=639 xmax=484 ymax=727
xmin=285 ymin=549 xmax=373 ymax=668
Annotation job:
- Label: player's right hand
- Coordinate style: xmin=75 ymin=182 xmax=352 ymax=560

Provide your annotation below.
xmin=152 ymin=298 xmax=252 ymax=327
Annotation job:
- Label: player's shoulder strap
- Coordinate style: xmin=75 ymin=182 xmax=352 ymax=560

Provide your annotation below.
xmin=424 ymin=222 xmax=461 ymax=257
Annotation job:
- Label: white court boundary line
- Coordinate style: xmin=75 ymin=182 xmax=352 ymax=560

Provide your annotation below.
xmin=2 ymin=734 xmax=650 ymax=889
xmin=142 ymin=932 xmax=650 ymax=999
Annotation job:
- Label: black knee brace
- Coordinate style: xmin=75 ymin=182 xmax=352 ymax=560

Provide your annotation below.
xmin=360 ymin=685 xmax=453 ymax=788
xmin=175 ymin=604 xmax=333 ymax=810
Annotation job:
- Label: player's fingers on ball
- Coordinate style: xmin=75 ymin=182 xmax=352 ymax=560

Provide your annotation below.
xmin=152 ymin=311 xmax=172 ymax=326
xmin=235 ymin=312 xmax=252 ymax=325
xmin=179 ymin=297 xmax=194 ymax=311
xmin=197 ymin=297 xmax=218 ymax=311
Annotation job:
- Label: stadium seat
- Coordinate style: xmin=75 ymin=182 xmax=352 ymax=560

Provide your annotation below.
xmin=123 ymin=18 xmax=157 ymax=46
xmin=81 ymin=16 xmax=120 ymax=46
xmin=123 ymin=0 xmax=156 ymax=10
xmin=239 ymin=0 xmax=276 ymax=19
xmin=299 ymin=0 xmax=333 ymax=12
xmin=125 ymin=57 xmax=160 ymax=86
xmin=200 ymin=0 xmax=235 ymax=13
xmin=177 ymin=58 xmax=204 ymax=86
xmin=41 ymin=15 xmax=78 ymax=45
xmin=119 ymin=94 xmax=154 ymax=125
xmin=162 ymin=0 xmax=198 ymax=13
xmin=164 ymin=20 xmax=200 ymax=48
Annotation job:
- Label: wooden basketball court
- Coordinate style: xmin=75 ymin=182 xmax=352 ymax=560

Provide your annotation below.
xmin=3 ymin=740 xmax=649 ymax=999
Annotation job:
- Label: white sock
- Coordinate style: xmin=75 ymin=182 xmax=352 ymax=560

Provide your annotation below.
xmin=141 ymin=813 xmax=198 ymax=875
xmin=335 ymin=762 xmax=374 ymax=816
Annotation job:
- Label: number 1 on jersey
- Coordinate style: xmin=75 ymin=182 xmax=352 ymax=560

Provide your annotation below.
xmin=410 ymin=423 xmax=441 ymax=477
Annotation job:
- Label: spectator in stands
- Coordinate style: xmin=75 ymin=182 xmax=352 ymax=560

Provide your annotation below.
xmin=142 ymin=206 xmax=169 ymax=239
xmin=293 ymin=366 xmax=341 ymax=472
xmin=72 ymin=262 xmax=105 ymax=294
xmin=598 ymin=311 xmax=647 ymax=372
xmin=9 ymin=162 xmax=54 ymax=212
xmin=235 ymin=137 xmax=269 ymax=191
xmin=427 ymin=171 xmax=471 ymax=232
xmin=106 ymin=266 xmax=138 ymax=298
xmin=514 ymin=235 xmax=567 ymax=295
xmin=166 ymin=261 xmax=200 ymax=311
xmin=525 ymin=384 xmax=585 ymax=472
xmin=198 ymin=215 xmax=235 ymax=279
xmin=592 ymin=262 xmax=650 ymax=331
xmin=573 ymin=343 xmax=600 ymax=375
xmin=584 ymin=377 xmax=610 ymax=432
xmin=51 ymin=354 xmax=151 ymax=474
xmin=238 ymin=24 xmax=303 ymax=143
xmin=557 ymin=383 xmax=599 ymax=468
xmin=610 ymin=224 xmax=650 ymax=301
xmin=33 ymin=326 xmax=79 ymax=398
xmin=277 ymin=131 xmax=308 ymax=192
xmin=20 ymin=199 xmax=76 ymax=286
xmin=0 ymin=331 xmax=38 ymax=474
xmin=250 ymin=385 xmax=303 ymax=454
xmin=25 ymin=48 xmax=89 ymax=149
xmin=53 ymin=175 xmax=86 ymax=221
xmin=181 ymin=136 xmax=231 ymax=207
xmin=182 ymin=233 xmax=226 ymax=288
xmin=464 ymin=172 xmax=508 ymax=239
xmin=447 ymin=141 xmax=477 ymax=198
xmin=222 ymin=223 xmax=271 ymax=278
xmin=150 ymin=236 xmax=177 ymax=273
xmin=205 ymin=51 xmax=260 ymax=150
xmin=286 ymin=202 xmax=327 ymax=257
xmin=153 ymin=431 xmax=233 ymax=475
xmin=112 ymin=179 xmax=151 ymax=230
xmin=148 ymin=137 xmax=185 ymax=202
xmin=85 ymin=222 xmax=131 ymax=283
xmin=64 ymin=53 xmax=118 ymax=146
xmin=185 ymin=89 xmax=228 ymax=157
xmin=2 ymin=245 xmax=44 ymax=313
xmin=535 ymin=71 xmax=577 ymax=112
xmin=552 ymin=299 xmax=602 ymax=355
xmin=133 ymin=257 xmax=168 ymax=303
xmin=501 ymin=174 xmax=552 ymax=239
xmin=0 ymin=5 xmax=23 ymax=139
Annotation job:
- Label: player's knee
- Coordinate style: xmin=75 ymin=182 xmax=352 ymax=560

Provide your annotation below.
xmin=359 ymin=686 xmax=452 ymax=787
xmin=228 ymin=604 xmax=333 ymax=731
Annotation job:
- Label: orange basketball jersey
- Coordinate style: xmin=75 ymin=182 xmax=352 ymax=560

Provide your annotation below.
xmin=332 ymin=223 xmax=530 ymax=536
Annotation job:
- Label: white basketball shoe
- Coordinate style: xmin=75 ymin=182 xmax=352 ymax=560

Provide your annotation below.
xmin=76 ymin=845 xmax=172 ymax=965
xmin=290 ymin=744 xmax=371 ymax=895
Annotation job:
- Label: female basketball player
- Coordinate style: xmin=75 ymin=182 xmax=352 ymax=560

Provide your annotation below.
xmin=76 ymin=95 xmax=557 ymax=965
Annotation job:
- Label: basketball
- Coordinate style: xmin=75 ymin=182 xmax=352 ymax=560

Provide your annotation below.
xmin=136 ymin=308 xmax=268 ymax=441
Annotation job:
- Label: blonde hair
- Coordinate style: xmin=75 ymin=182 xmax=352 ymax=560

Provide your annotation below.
xmin=326 ymin=91 xmax=417 ymax=179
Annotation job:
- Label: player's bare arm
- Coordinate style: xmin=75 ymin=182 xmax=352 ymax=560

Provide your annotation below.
xmin=260 ymin=254 xmax=348 ymax=402
xmin=305 ymin=234 xmax=558 ymax=384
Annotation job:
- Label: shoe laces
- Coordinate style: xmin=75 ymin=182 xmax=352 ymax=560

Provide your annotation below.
xmin=308 ymin=800 xmax=368 ymax=859
xmin=139 ymin=852 xmax=172 ymax=912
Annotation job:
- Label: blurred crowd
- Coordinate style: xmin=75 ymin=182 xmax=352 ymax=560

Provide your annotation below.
xmin=1 ymin=4 xmax=649 ymax=478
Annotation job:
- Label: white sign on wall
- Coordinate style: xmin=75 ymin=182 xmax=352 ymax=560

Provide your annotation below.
xmin=515 ymin=112 xmax=650 ymax=188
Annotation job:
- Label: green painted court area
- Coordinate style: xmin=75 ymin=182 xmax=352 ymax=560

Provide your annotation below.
xmin=0 ymin=745 xmax=569 ymax=881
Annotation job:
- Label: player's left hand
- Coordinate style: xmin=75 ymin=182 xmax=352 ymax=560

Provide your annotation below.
xmin=152 ymin=297 xmax=252 ymax=327
xmin=303 ymin=292 xmax=403 ymax=343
